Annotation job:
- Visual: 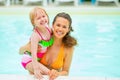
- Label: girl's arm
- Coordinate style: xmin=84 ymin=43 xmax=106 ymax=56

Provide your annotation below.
xmin=30 ymin=32 xmax=44 ymax=79
xmin=30 ymin=32 xmax=39 ymax=67
xmin=31 ymin=32 xmax=50 ymax=77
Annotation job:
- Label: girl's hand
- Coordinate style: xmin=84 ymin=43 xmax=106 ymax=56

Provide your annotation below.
xmin=34 ymin=69 xmax=43 ymax=80
xmin=33 ymin=61 xmax=50 ymax=79
xmin=48 ymin=69 xmax=60 ymax=80
xmin=33 ymin=62 xmax=44 ymax=80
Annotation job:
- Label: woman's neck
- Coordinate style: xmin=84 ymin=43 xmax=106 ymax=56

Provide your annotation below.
xmin=53 ymin=36 xmax=62 ymax=46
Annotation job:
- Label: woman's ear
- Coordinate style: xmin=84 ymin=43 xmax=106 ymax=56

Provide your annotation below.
xmin=67 ymin=27 xmax=70 ymax=33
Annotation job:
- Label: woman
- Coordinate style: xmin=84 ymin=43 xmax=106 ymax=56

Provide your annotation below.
xmin=20 ymin=12 xmax=77 ymax=80
xmin=41 ymin=12 xmax=77 ymax=80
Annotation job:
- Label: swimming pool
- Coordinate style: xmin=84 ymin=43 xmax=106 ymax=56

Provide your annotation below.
xmin=0 ymin=12 xmax=120 ymax=77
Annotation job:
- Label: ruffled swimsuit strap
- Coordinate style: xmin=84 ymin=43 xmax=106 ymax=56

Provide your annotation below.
xmin=45 ymin=26 xmax=52 ymax=35
xmin=35 ymin=28 xmax=44 ymax=40
xmin=35 ymin=27 xmax=54 ymax=47
xmin=35 ymin=26 xmax=51 ymax=40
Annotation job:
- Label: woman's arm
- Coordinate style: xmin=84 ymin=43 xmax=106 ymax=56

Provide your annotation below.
xmin=61 ymin=47 xmax=74 ymax=75
xmin=19 ymin=42 xmax=31 ymax=54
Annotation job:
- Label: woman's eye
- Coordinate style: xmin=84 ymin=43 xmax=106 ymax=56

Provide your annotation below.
xmin=57 ymin=24 xmax=60 ymax=27
xmin=63 ymin=26 xmax=67 ymax=29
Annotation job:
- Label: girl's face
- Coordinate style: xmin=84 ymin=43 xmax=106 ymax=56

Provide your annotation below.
xmin=53 ymin=17 xmax=70 ymax=39
xmin=34 ymin=9 xmax=48 ymax=27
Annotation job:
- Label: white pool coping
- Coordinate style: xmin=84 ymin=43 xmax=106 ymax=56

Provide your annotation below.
xmin=0 ymin=74 xmax=120 ymax=80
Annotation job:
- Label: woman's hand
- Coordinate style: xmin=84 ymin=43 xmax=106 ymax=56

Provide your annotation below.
xmin=48 ymin=69 xmax=60 ymax=80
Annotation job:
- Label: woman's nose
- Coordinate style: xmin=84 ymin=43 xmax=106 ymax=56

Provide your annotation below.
xmin=58 ymin=27 xmax=62 ymax=31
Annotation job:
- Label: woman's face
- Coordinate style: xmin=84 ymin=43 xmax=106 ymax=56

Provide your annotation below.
xmin=34 ymin=9 xmax=48 ymax=26
xmin=53 ymin=17 xmax=70 ymax=39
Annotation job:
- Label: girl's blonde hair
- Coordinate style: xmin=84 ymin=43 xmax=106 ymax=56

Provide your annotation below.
xmin=29 ymin=7 xmax=49 ymax=28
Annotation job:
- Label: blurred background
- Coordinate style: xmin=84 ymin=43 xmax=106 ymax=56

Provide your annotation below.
xmin=0 ymin=0 xmax=120 ymax=78
xmin=0 ymin=0 xmax=120 ymax=6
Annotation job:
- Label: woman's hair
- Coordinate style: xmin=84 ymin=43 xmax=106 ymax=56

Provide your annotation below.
xmin=29 ymin=7 xmax=49 ymax=28
xmin=52 ymin=12 xmax=77 ymax=48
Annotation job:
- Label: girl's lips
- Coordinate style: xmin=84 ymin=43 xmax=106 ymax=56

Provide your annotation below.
xmin=40 ymin=21 xmax=46 ymax=25
xmin=40 ymin=23 xmax=43 ymax=25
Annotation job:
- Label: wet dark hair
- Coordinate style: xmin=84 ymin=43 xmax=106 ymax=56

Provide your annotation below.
xmin=52 ymin=12 xmax=77 ymax=48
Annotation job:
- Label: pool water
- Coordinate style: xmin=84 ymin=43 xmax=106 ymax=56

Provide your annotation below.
xmin=0 ymin=14 xmax=120 ymax=77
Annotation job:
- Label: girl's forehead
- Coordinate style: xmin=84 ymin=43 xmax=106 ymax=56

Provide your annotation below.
xmin=35 ymin=10 xmax=46 ymax=16
xmin=37 ymin=9 xmax=45 ymax=14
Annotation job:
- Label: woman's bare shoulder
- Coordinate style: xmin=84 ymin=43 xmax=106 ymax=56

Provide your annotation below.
xmin=64 ymin=46 xmax=74 ymax=57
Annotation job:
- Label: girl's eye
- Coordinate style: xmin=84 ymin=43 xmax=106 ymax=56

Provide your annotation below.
xmin=42 ymin=15 xmax=45 ymax=18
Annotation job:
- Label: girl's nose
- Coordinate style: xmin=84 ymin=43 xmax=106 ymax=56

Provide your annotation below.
xmin=41 ymin=18 xmax=46 ymax=23
xmin=40 ymin=19 xmax=44 ymax=23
